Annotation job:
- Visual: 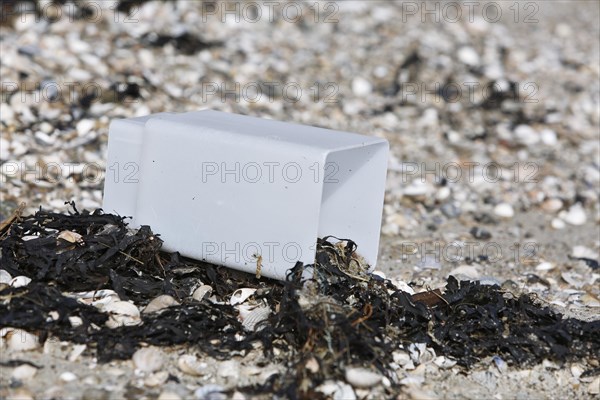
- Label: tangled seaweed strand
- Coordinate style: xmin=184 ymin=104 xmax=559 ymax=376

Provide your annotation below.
xmin=1 ymin=206 xmax=599 ymax=398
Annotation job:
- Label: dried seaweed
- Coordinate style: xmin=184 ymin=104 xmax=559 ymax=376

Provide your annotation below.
xmin=1 ymin=205 xmax=599 ymax=397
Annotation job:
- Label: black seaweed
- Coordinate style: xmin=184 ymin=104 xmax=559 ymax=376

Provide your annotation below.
xmin=1 ymin=205 xmax=599 ymax=397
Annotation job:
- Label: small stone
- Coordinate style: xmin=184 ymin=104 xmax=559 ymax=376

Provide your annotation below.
xmin=572 ymin=245 xmax=597 ymax=260
xmin=345 ymin=367 xmax=382 ymax=388
xmin=132 ymin=347 xmax=164 ymax=373
xmin=494 ymin=203 xmax=514 ymax=218
xmin=559 ymin=203 xmax=587 ymax=225
xmin=540 ymin=129 xmax=558 ymax=146
xmin=12 ymin=364 xmax=37 ymax=381
xmin=352 ymin=77 xmax=372 ymax=96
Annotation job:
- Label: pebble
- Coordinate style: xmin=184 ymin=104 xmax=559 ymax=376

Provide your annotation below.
xmin=535 ymin=262 xmax=555 ymax=272
xmin=470 ymin=227 xmax=492 ymax=240
xmin=513 ymin=125 xmax=539 ymax=146
xmin=559 ymin=204 xmax=587 ymax=225
xmin=11 ymin=364 xmax=38 ymax=381
xmin=572 ymin=245 xmax=597 ymax=260
xmin=589 ymin=377 xmax=600 ymax=394
xmin=493 ymin=203 xmax=515 ymax=218
xmin=132 ymin=347 xmax=164 ymax=373
xmin=540 ymin=198 xmax=563 ymax=213
xmin=345 ymin=367 xmax=382 ymax=388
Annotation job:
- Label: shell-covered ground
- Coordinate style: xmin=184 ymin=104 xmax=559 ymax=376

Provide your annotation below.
xmin=1 ymin=1 xmax=599 ymax=399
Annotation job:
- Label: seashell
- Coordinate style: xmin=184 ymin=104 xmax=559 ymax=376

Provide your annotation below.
xmin=103 ymin=301 xmax=141 ymax=328
xmin=0 ymin=269 xmax=12 ymax=284
xmin=178 ymin=354 xmax=208 ymax=376
xmin=193 ymin=384 xmax=225 ymax=400
xmin=408 ymin=343 xmax=436 ymax=364
xmin=318 ymin=381 xmax=356 ymax=400
xmin=230 ymin=288 xmax=257 ymax=306
xmin=240 ymin=305 xmax=270 ymax=332
xmin=389 ymin=278 xmax=415 ymax=295
xmin=12 ymin=364 xmax=38 ymax=381
xmin=158 ymin=392 xmax=183 ymax=400
xmin=434 ymin=356 xmax=457 ymax=369
xmin=217 ymin=360 xmax=239 ymax=380
xmin=69 ymin=316 xmax=83 ymax=327
xmin=6 ymin=329 xmax=40 ymax=351
xmin=132 ymin=347 xmax=164 ymax=373
xmin=10 ymin=276 xmax=31 ymax=288
xmin=143 ymin=295 xmax=179 ymax=314
xmin=68 ymin=344 xmax=87 ymax=362
xmin=193 ymin=285 xmax=213 ymax=301
xmin=345 ymin=367 xmax=382 ymax=388
xmin=59 ymin=371 xmax=77 ymax=382
xmin=57 ymin=230 xmax=83 ymax=244
xmin=144 ymin=371 xmax=169 ymax=387
xmin=69 ymin=289 xmax=120 ymax=308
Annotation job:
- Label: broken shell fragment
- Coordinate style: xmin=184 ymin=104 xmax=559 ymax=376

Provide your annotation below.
xmin=178 ymin=354 xmax=208 ymax=376
xmin=57 ymin=230 xmax=84 ymax=244
xmin=240 ymin=305 xmax=270 ymax=332
xmin=143 ymin=295 xmax=180 ymax=314
xmin=230 ymin=288 xmax=257 ymax=306
xmin=0 ymin=269 xmax=12 ymax=284
xmin=192 ymin=285 xmax=213 ymax=301
xmin=10 ymin=276 xmax=31 ymax=288
xmin=103 ymin=301 xmax=141 ymax=328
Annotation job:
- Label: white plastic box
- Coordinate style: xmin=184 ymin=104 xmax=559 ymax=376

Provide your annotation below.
xmin=103 ymin=110 xmax=388 ymax=280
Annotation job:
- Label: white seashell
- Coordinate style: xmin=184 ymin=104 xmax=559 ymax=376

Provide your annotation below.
xmin=392 ymin=350 xmax=415 ymax=370
xmin=69 ymin=289 xmax=120 ymax=308
xmin=240 ymin=306 xmax=270 ymax=332
xmin=144 ymin=371 xmax=169 ymax=387
xmin=194 ymin=384 xmax=225 ymax=400
xmin=588 ymin=377 xmax=600 ymax=395
xmin=69 ymin=316 xmax=83 ymax=327
xmin=389 ymin=278 xmax=415 ymax=295
xmin=68 ymin=344 xmax=87 ymax=362
xmin=57 ymin=230 xmax=83 ymax=244
xmin=218 ymin=360 xmax=239 ymax=380
xmin=193 ymin=285 xmax=213 ymax=301
xmin=7 ymin=329 xmax=40 ymax=351
xmin=536 ymin=262 xmax=555 ymax=271
xmin=103 ymin=301 xmax=141 ymax=328
xmin=12 ymin=364 xmax=38 ymax=381
xmin=59 ymin=371 xmax=77 ymax=382
xmin=0 ymin=269 xmax=12 ymax=284
xmin=10 ymin=276 xmax=32 ymax=288
xmin=333 ymin=382 xmax=356 ymax=400
xmin=132 ymin=347 xmax=164 ymax=373
xmin=434 ymin=356 xmax=457 ymax=369
xmin=158 ymin=391 xmax=182 ymax=400
xmin=143 ymin=295 xmax=179 ymax=314
xmin=345 ymin=367 xmax=382 ymax=388
xmin=177 ymin=355 xmax=208 ymax=376
xmin=572 ymin=245 xmax=597 ymax=260
xmin=230 ymin=288 xmax=257 ymax=306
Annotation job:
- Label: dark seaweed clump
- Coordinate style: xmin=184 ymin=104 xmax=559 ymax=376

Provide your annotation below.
xmin=1 ymin=205 xmax=599 ymax=397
